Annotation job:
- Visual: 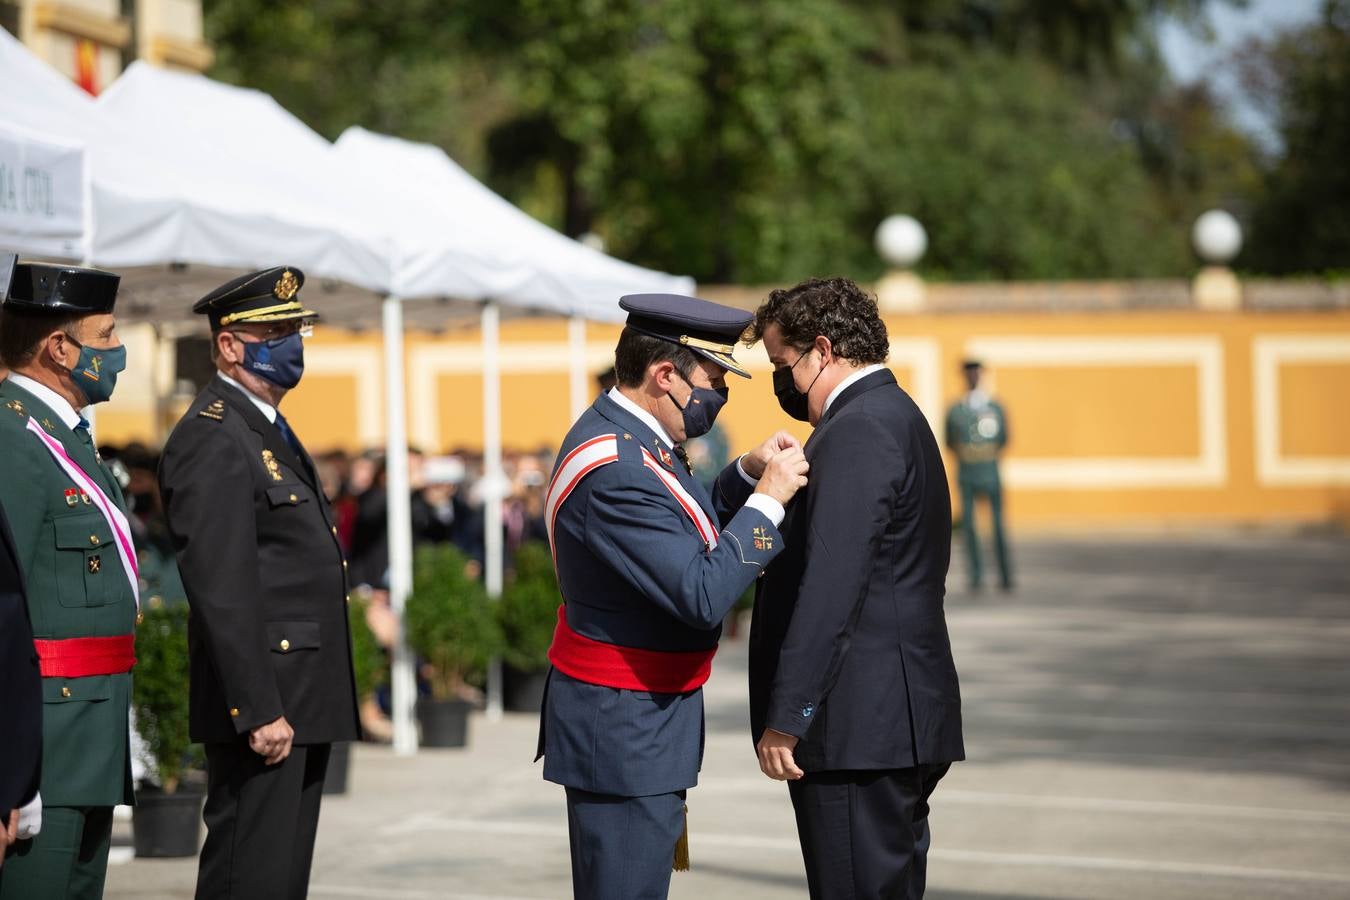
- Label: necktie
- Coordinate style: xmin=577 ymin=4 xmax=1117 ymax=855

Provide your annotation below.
xmin=672 ymin=444 xmax=693 ymax=477
xmin=74 ymin=417 xmax=93 ymax=446
xmin=274 ymin=412 xmax=304 ymax=459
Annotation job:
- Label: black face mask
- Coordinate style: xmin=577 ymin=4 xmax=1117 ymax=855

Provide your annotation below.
xmin=773 ymin=349 xmax=823 ymax=422
xmin=669 ymin=371 xmax=729 ymax=439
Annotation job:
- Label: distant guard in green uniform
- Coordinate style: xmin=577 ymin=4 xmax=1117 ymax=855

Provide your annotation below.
xmin=945 ymin=359 xmax=1013 ymax=591
xmin=0 ymin=255 xmax=137 ymax=900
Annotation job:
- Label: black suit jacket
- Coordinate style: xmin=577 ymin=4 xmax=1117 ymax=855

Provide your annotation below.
xmin=158 ymin=377 xmax=360 ymax=745
xmin=0 ymin=501 xmax=41 ymax=816
xmin=724 ymin=369 xmax=964 ymax=771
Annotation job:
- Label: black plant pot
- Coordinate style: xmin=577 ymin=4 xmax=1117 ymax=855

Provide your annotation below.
xmin=323 ymin=741 xmax=351 ymax=795
xmin=132 ymin=788 xmax=205 ymax=858
xmin=417 ymin=698 xmax=472 ymax=748
xmin=503 ymin=665 xmax=549 ymax=713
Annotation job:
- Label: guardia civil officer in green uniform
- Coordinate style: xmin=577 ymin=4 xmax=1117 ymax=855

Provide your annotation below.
xmin=944 ymin=359 xmax=1013 ymax=591
xmin=158 ymin=267 xmax=359 ymax=900
xmin=0 ymin=255 xmax=137 ymax=900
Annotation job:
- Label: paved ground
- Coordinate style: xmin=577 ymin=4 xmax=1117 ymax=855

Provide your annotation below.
xmin=106 ymin=532 xmax=1350 ymax=899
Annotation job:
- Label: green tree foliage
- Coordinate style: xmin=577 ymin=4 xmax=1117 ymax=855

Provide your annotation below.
xmin=131 ymin=604 xmax=200 ymax=792
xmin=203 ymin=0 xmax=1265 ymax=281
xmin=1245 ymin=0 xmax=1350 ymax=274
xmin=405 ymin=544 xmax=502 ymax=699
xmin=347 ymin=591 xmax=388 ymax=701
xmin=497 ymin=541 xmax=562 ymax=671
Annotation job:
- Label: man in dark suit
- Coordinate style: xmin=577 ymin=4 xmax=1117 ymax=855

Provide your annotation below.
xmin=538 ymin=294 xmax=808 ymax=899
xmin=159 ymin=267 xmax=360 ymax=900
xmin=0 ymin=501 xmax=41 ymax=871
xmin=716 ymin=277 xmax=964 ymax=899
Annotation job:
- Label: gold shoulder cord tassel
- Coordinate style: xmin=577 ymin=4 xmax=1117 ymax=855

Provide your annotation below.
xmin=673 ymin=803 xmax=690 ymax=872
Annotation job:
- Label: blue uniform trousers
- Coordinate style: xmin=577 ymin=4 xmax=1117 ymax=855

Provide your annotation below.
xmin=565 ymin=787 xmax=685 ymax=900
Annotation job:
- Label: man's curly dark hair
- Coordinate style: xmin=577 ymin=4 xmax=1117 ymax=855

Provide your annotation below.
xmin=747 ymin=277 xmax=889 ymax=364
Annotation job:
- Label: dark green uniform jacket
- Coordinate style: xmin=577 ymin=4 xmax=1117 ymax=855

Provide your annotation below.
xmin=0 ymin=378 xmax=135 ymax=808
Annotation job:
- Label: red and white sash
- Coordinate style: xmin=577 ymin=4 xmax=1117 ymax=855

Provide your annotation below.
xmin=638 ymin=448 xmax=718 ymax=551
xmin=25 ymin=417 xmax=140 ymax=608
xmin=544 ymin=433 xmax=720 ymax=560
xmin=546 ymin=435 xmax=620 ymax=560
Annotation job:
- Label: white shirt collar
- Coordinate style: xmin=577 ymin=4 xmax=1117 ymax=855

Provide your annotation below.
xmin=608 ymin=387 xmax=676 ymax=448
xmin=217 ymin=372 xmax=278 ymax=424
xmin=6 ymin=372 xmax=83 ymax=429
xmin=823 ymin=364 xmax=886 ymax=416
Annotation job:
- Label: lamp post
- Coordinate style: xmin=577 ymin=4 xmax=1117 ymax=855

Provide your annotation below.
xmin=1191 ymin=209 xmax=1243 ymax=311
xmin=874 ymin=214 xmax=928 ymax=313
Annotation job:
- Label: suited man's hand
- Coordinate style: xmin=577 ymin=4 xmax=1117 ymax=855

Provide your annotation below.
xmin=249 ymin=716 xmax=294 ymax=765
xmin=755 ymin=447 xmax=809 ymax=506
xmin=757 ymin=729 xmax=804 ymax=781
xmin=742 ymin=431 xmax=802 ymax=480
xmin=1 ymin=808 xmax=16 ymax=864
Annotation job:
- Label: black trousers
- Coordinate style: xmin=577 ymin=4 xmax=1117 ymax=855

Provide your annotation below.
xmin=787 ymin=764 xmax=950 ymax=900
xmin=196 ymin=741 xmax=330 ymax=900
xmin=564 ymin=787 xmax=686 ymax=900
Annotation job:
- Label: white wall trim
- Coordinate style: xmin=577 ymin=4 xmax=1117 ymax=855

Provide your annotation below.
xmin=888 ymin=338 xmax=943 ymax=442
xmin=963 ymin=336 xmax=1228 ymax=489
xmin=1252 ymin=336 xmax=1350 ymax=486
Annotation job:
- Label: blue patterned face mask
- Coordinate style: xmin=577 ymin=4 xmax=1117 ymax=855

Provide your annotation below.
xmin=65 ymin=336 xmax=127 ymax=405
xmin=238 ymin=331 xmax=305 ymax=389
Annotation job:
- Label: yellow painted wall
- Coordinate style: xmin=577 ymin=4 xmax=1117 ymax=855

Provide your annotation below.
xmin=101 ymin=309 xmax=1350 ymax=529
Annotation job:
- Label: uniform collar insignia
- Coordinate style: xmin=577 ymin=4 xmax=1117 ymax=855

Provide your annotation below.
xmin=657 ymin=445 xmax=675 ymax=470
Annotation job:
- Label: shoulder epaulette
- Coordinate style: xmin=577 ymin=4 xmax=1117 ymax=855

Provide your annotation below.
xmin=197 ymin=398 xmax=228 ymax=422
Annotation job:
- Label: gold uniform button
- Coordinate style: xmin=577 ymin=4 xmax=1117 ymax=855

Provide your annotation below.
xmin=289 ymin=493 xmax=298 ymax=503
xmin=280 ymin=639 xmax=290 ymax=652
xmin=89 ymin=535 xmax=99 ymax=546
xmin=230 ymin=707 xmax=240 ymax=717
xmin=331 ymin=526 xmax=337 ymax=536
xmin=61 ymin=686 xmax=72 ymax=698
xmin=136 ymin=612 xmax=145 ymax=625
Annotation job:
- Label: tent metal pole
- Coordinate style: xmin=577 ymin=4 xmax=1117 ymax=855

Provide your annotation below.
xmin=383 ymin=294 xmax=418 ymax=755
xmin=483 ymin=300 xmax=504 ymax=721
xmin=568 ymin=315 xmax=588 ymax=419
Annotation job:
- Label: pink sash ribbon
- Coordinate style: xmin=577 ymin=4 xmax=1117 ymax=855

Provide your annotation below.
xmin=24 ymin=417 xmax=140 ymax=608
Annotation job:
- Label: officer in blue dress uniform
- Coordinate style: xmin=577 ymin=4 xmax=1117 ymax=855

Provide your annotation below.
xmin=537 ymin=294 xmax=809 ymax=899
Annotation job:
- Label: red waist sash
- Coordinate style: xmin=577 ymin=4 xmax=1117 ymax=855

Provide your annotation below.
xmin=34 ymin=634 xmax=137 ymax=678
xmin=547 ymin=606 xmax=715 ymax=694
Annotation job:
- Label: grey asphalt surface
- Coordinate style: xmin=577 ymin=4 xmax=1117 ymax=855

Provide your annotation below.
xmin=106 ymin=531 xmax=1350 ymax=899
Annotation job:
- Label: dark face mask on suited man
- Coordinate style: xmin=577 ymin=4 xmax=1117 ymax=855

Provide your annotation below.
xmin=773 ymin=347 xmax=823 ymax=422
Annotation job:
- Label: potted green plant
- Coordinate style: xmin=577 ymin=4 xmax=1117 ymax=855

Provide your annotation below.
xmin=405 ymin=544 xmax=502 ymax=747
xmin=498 ymin=541 xmax=562 ymax=712
xmin=325 ymin=591 xmax=390 ymax=794
xmin=131 ymin=602 xmax=205 ymax=858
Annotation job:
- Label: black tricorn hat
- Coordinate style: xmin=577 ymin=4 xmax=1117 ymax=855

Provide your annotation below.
xmin=193 ymin=266 xmax=318 ymax=330
xmin=0 ymin=254 xmax=120 ymax=315
xmin=619 ymin=293 xmax=754 ymax=378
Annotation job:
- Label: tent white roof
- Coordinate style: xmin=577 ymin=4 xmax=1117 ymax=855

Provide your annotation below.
xmin=334 ymin=127 xmax=693 ymax=322
xmin=93 ymin=61 xmax=392 ymax=294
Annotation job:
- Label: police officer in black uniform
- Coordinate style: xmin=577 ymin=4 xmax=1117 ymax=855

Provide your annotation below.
xmin=158 ymin=267 xmax=360 ymax=900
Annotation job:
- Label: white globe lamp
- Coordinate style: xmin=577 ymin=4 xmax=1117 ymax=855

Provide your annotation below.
xmin=1190 ymin=210 xmax=1243 ymax=310
xmin=875 ymin=215 xmax=928 ymax=269
xmin=1192 ymin=209 xmax=1242 ymax=264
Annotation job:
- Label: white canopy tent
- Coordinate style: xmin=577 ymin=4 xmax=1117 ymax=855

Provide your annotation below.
xmin=0 ymin=121 xmax=87 ymax=260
